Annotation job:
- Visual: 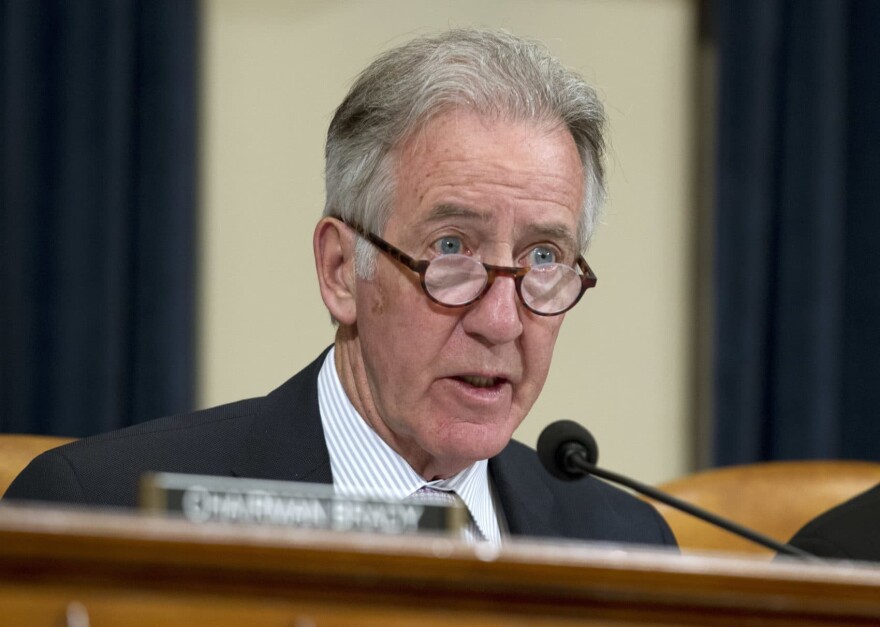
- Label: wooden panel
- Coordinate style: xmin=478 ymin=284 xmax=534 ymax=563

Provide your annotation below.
xmin=650 ymin=461 xmax=880 ymax=557
xmin=1 ymin=505 xmax=879 ymax=625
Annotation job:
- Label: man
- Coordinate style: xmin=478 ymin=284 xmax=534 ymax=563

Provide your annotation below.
xmin=6 ymin=29 xmax=675 ymax=548
xmin=786 ymin=483 xmax=880 ymax=562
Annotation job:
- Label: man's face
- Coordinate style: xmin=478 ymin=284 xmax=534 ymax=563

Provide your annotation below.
xmin=336 ymin=108 xmax=586 ymax=479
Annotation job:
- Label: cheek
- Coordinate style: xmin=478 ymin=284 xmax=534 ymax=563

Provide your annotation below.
xmin=356 ymin=279 xmax=444 ymax=373
xmin=549 ymin=320 xmax=563 ymax=346
xmin=361 ymin=260 xmax=421 ymax=321
xmin=524 ymin=319 xmax=564 ymax=374
xmin=358 ymin=271 xmax=399 ymax=325
xmin=369 ymin=288 xmax=387 ymax=316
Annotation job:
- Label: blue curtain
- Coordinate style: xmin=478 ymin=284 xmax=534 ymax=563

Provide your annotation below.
xmin=1 ymin=0 xmax=197 ymax=436
xmin=712 ymin=0 xmax=880 ymax=464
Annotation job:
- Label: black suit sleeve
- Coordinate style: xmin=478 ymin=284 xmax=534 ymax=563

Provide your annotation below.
xmin=4 ymin=449 xmax=88 ymax=504
xmin=787 ymin=483 xmax=880 ymax=562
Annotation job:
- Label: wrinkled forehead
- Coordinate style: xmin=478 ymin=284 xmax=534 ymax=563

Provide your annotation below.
xmin=381 ymin=107 xmax=586 ymax=241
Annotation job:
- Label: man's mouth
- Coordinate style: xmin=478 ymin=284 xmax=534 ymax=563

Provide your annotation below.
xmin=456 ymin=375 xmax=503 ymax=388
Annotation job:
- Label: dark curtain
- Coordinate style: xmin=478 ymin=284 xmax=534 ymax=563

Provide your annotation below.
xmin=0 ymin=1 xmax=197 ymax=437
xmin=712 ymin=0 xmax=880 ymax=464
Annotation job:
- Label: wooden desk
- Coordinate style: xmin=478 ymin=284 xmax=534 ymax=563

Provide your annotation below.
xmin=1 ymin=504 xmax=879 ymax=626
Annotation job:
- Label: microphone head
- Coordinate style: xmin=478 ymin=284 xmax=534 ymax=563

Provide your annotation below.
xmin=537 ymin=420 xmax=599 ymax=481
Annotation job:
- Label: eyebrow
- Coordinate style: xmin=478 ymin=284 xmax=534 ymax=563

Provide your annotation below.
xmin=424 ymin=204 xmax=485 ymax=224
xmin=533 ymin=224 xmax=579 ymax=255
xmin=423 ymin=204 xmax=579 ymax=256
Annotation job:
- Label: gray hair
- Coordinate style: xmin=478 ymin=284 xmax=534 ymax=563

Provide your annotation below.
xmin=323 ymin=28 xmax=606 ymax=278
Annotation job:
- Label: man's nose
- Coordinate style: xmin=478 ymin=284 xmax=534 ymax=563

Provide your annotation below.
xmin=460 ymin=274 xmax=524 ymax=344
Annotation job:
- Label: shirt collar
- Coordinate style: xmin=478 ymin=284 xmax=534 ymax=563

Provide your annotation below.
xmin=317 ymin=347 xmax=500 ymax=543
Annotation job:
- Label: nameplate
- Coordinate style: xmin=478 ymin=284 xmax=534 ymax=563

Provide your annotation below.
xmin=140 ymin=472 xmax=466 ymax=536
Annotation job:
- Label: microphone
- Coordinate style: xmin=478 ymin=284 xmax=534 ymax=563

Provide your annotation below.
xmin=537 ymin=420 xmax=817 ymax=559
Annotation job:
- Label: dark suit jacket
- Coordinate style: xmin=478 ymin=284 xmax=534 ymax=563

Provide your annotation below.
xmin=787 ymin=483 xmax=880 ymax=562
xmin=5 ymin=350 xmax=676 ymax=547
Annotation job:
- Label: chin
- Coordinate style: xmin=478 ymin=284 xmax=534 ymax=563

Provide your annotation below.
xmin=437 ymin=423 xmax=513 ymax=462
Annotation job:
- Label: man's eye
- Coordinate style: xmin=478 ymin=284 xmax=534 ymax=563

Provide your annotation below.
xmin=434 ymin=236 xmax=464 ymax=255
xmin=528 ymin=246 xmax=557 ymax=265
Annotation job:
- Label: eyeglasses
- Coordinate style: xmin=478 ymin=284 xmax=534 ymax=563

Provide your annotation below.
xmin=345 ymin=220 xmax=596 ymax=316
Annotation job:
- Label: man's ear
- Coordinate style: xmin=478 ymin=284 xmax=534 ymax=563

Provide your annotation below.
xmin=313 ymin=217 xmax=358 ymax=325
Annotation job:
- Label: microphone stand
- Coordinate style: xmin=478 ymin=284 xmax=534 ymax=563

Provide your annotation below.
xmin=563 ymin=449 xmax=819 ymax=560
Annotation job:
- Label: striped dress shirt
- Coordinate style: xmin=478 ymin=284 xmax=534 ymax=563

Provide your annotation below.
xmin=317 ymin=347 xmax=502 ymax=545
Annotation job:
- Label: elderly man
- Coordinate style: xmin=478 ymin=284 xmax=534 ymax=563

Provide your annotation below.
xmin=6 ymin=29 xmax=675 ymax=548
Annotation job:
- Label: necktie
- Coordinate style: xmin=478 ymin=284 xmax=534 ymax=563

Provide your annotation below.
xmin=406 ymin=486 xmax=485 ymax=543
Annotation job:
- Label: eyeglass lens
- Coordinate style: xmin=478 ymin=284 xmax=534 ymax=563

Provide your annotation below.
xmin=521 ymin=264 xmax=582 ymax=312
xmin=423 ymin=255 xmax=581 ymax=314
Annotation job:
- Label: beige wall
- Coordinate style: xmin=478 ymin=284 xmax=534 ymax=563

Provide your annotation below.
xmin=199 ymin=0 xmax=699 ymax=483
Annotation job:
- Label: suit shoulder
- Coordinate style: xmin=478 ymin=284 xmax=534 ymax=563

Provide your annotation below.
xmin=65 ymin=396 xmax=265 ymax=466
xmin=77 ymin=397 xmax=263 ymax=444
xmin=4 ymin=397 xmax=264 ymax=506
xmin=4 ymin=351 xmax=329 ymax=508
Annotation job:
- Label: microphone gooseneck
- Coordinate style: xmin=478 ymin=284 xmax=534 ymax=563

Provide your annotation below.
xmin=537 ymin=420 xmax=819 ymax=560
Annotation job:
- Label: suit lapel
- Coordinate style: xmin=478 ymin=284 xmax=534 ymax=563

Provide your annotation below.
xmin=231 ymin=349 xmax=334 ymax=485
xmin=490 ymin=442 xmax=562 ymax=538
